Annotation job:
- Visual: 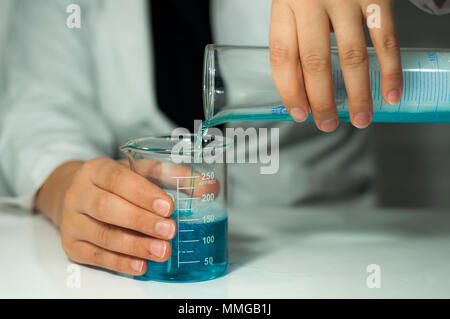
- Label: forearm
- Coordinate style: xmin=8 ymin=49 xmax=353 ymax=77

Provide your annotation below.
xmin=34 ymin=161 xmax=84 ymax=227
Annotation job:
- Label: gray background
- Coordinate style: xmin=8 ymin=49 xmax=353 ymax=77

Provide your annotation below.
xmin=370 ymin=1 xmax=450 ymax=208
xmin=0 ymin=0 xmax=14 ymax=197
xmin=0 ymin=0 xmax=449 ymax=208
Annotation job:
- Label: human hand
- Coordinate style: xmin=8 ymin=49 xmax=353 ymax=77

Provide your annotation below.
xmin=55 ymin=157 xmax=176 ymax=276
xmin=36 ymin=156 xmax=220 ymax=276
xmin=270 ymin=0 xmax=402 ymax=131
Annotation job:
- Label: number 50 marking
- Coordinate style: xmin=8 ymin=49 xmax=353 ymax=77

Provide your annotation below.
xmin=204 ymin=257 xmax=213 ymax=265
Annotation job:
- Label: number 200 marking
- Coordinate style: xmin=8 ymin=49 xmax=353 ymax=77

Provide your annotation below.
xmin=202 ymin=193 xmax=215 ymax=202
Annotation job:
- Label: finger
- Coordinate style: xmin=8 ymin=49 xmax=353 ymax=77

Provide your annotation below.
xmin=363 ymin=0 xmax=402 ymax=104
xmin=75 ymin=184 xmax=176 ymax=240
xmin=131 ymin=158 xmax=220 ymax=198
xmin=269 ymin=0 xmax=310 ymax=122
xmin=117 ymin=159 xmax=129 ymax=167
xmin=74 ymin=213 xmax=171 ymax=262
xmin=86 ymin=157 xmax=174 ymax=217
xmin=69 ymin=240 xmax=147 ymax=276
xmin=327 ymin=1 xmax=372 ymax=128
xmin=294 ymin=1 xmax=338 ymax=132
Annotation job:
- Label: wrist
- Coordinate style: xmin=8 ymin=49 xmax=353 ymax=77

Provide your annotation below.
xmin=34 ymin=161 xmax=84 ymax=227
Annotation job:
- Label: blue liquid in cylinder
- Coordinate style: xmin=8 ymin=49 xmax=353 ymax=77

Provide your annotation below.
xmin=205 ymin=50 xmax=450 ymax=125
xmin=136 ymin=209 xmax=228 ymax=282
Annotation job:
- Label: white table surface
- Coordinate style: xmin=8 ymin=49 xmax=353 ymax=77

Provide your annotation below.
xmin=1 ymin=204 xmax=450 ymax=299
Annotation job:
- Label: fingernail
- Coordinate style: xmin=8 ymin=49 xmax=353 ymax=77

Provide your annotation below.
xmin=153 ymin=199 xmax=171 ymax=216
xmin=388 ymin=90 xmax=400 ymax=104
xmin=354 ymin=112 xmax=371 ymax=128
xmin=156 ymin=221 xmax=175 ymax=238
xmin=290 ymin=108 xmax=307 ymax=122
xmin=131 ymin=259 xmax=144 ymax=273
xmin=150 ymin=241 xmax=167 ymax=258
xmin=320 ymin=118 xmax=338 ymax=132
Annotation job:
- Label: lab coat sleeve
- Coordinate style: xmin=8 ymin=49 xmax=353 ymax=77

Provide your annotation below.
xmin=0 ymin=0 xmax=115 ymax=211
xmin=409 ymin=0 xmax=450 ymax=15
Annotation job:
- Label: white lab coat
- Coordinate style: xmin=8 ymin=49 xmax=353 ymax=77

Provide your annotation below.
xmin=0 ymin=0 xmax=446 ymax=210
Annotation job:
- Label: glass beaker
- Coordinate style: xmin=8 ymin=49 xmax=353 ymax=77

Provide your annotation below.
xmin=203 ymin=45 xmax=450 ymax=124
xmin=120 ymin=134 xmax=229 ymax=282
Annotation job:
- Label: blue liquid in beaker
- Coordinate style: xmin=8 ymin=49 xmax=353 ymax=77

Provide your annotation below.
xmin=136 ymin=210 xmax=228 ymax=282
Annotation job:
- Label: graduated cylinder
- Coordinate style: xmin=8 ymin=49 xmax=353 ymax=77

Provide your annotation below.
xmin=203 ymin=45 xmax=450 ymax=125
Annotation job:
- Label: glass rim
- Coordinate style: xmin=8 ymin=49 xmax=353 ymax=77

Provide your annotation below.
xmin=120 ymin=133 xmax=231 ymax=155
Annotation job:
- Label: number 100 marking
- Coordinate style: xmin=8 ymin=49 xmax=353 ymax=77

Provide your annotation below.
xmin=202 ymin=235 xmax=215 ymax=244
